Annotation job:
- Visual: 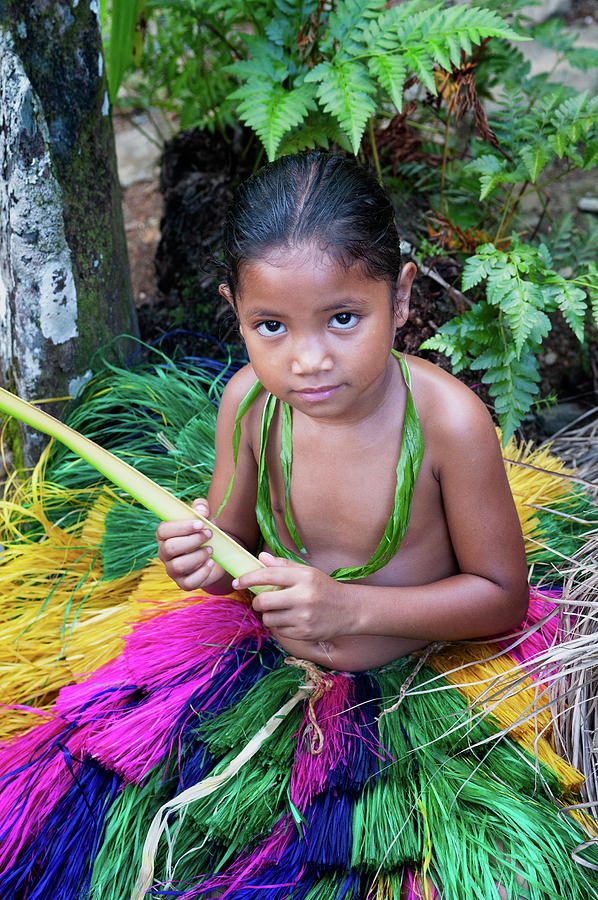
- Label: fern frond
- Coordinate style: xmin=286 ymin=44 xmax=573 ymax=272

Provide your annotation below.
xmin=276 ymin=109 xmax=352 ymax=155
xmin=467 ymin=155 xmax=509 ymax=201
xmin=544 ymin=281 xmax=588 ymax=343
xmin=266 ymin=0 xmax=319 ymax=48
xmin=566 ymin=46 xmax=598 ymax=71
xmin=225 ymin=48 xmax=287 ymax=83
xmin=485 ymin=267 xmax=549 ymax=355
xmin=577 ymin=263 xmax=598 ymax=326
xmin=367 ymin=53 xmax=408 ymax=112
xmin=230 ymin=80 xmax=316 ymax=160
xmin=488 ymin=351 xmax=541 ymax=441
xmin=419 ymin=332 xmax=470 ymax=373
xmin=462 ymin=247 xmax=498 ymax=291
xmin=547 ymin=91 xmax=598 ymax=155
xmin=391 ymin=2 xmax=525 ymax=47
xmin=519 ymin=142 xmax=552 ymax=183
xmin=324 ymin=0 xmax=385 ymax=55
xmin=305 ymin=59 xmax=376 ymax=153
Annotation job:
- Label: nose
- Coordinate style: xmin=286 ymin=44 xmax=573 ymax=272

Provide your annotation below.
xmin=290 ymin=334 xmax=333 ymax=376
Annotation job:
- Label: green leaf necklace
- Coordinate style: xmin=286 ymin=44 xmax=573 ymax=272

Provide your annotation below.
xmin=220 ymin=351 xmax=423 ymax=581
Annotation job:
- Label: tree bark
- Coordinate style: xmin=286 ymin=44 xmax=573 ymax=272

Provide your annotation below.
xmin=0 ymin=0 xmax=139 ymax=466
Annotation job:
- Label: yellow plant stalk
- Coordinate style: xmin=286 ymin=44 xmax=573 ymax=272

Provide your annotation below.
xmin=0 ymin=387 xmax=268 ymax=591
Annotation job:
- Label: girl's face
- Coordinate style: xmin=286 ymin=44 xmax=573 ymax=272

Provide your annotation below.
xmin=221 ymin=245 xmax=415 ymax=424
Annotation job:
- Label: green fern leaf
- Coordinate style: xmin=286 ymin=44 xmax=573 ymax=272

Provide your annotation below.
xmin=419 ymin=333 xmax=469 ymax=373
xmin=544 ymin=280 xmax=587 ymax=342
xmin=325 ymin=0 xmax=385 ymax=54
xmin=551 ymin=91 xmax=595 ymax=147
xmin=305 ymin=60 xmax=376 ymax=153
xmin=469 ymin=346 xmax=516 ymax=370
xmin=225 ymin=52 xmax=287 ymax=84
xmin=582 ymin=139 xmax=598 ymax=169
xmin=266 ymin=0 xmax=319 ymax=48
xmin=483 ymin=257 xmax=552 ymax=355
xmin=483 ymin=351 xmax=540 ymax=442
xmin=230 ymin=80 xmax=316 ymax=160
xmin=462 ymin=247 xmax=498 ymax=291
xmin=519 ymin=142 xmax=552 ymax=183
xmin=367 ymin=53 xmax=408 ymax=112
xmin=403 ymin=47 xmax=437 ymax=94
xmin=276 ymin=109 xmax=351 ymax=155
xmin=502 ymin=287 xmax=550 ymax=356
xmin=586 ymin=264 xmax=598 ymax=324
xmin=467 ymin=155 xmax=508 ymax=201
xmin=567 ymin=46 xmax=598 ymax=71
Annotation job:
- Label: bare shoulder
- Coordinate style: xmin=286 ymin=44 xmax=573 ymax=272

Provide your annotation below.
xmin=220 ymin=363 xmax=260 ymax=406
xmin=217 ymin=364 xmax=267 ymax=447
xmin=219 ymin=364 xmax=265 ymax=419
xmin=404 ymin=355 xmax=501 ymax=468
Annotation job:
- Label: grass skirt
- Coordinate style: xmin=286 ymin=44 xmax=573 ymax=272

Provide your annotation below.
xmin=1 ymin=349 xmax=597 ymax=898
xmin=1 ymin=595 xmax=597 ymax=899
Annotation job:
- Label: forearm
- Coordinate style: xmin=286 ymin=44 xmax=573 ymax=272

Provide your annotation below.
xmin=349 ymin=574 xmax=529 ymax=642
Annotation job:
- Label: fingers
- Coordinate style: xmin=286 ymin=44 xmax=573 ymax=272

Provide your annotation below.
xmin=191 ymin=498 xmax=210 ymax=518
xmin=156 ymin=497 xmax=217 ymax=590
xmin=156 ymin=496 xmax=211 ymax=545
xmin=232 ymin=565 xmax=298 ymax=593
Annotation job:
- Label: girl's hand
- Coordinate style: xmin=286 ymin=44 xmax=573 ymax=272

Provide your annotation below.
xmin=156 ymin=498 xmax=225 ymax=591
xmin=232 ymin=552 xmax=354 ymax=643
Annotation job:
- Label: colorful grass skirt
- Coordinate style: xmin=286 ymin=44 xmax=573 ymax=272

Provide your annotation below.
xmin=1 ymin=593 xmax=597 ymax=900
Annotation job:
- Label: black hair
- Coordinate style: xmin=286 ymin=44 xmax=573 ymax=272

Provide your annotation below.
xmin=222 ymin=151 xmax=402 ymax=303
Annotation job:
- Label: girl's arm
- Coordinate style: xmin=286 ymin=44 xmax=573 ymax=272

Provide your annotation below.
xmin=157 ymin=366 xmax=262 ymax=595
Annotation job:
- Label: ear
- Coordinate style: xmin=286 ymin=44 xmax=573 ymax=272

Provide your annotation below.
xmin=393 ymin=262 xmax=416 ymax=328
xmin=219 ymin=282 xmax=245 ymax=340
xmin=218 ymin=283 xmax=235 ymax=307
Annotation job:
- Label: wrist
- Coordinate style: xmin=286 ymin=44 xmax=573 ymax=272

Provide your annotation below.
xmin=336 ymin=582 xmax=363 ymax=636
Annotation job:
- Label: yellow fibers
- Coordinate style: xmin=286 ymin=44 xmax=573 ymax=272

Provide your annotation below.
xmin=127 ymin=557 xmax=208 ymax=615
xmin=501 ymin=432 xmax=580 ymax=552
xmin=428 ymin=642 xmax=584 ymax=795
xmin=370 ymin=876 xmax=394 ymax=899
xmin=0 ymin=472 xmax=237 ymax=743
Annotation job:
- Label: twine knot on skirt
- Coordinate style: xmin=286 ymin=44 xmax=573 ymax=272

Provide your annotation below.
xmin=285 ymin=655 xmax=334 ymax=754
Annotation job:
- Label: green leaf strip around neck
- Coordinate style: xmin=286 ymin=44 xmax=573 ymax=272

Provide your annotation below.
xmin=218 ymin=351 xmax=424 ymax=582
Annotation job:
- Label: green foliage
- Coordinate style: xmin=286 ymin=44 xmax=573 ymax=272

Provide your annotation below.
xmin=422 ymin=239 xmax=597 ymax=440
xmin=102 ymin=0 xmax=148 ymax=102
xmin=106 ymin=0 xmax=526 ymax=158
xmin=103 ymin=0 xmax=598 ymax=437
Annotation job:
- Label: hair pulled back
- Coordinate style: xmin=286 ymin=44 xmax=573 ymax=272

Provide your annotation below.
xmin=222 ymin=151 xmax=402 ymax=301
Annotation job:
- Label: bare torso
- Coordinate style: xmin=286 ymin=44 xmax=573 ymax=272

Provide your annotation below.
xmin=244 ymin=355 xmax=457 ymax=670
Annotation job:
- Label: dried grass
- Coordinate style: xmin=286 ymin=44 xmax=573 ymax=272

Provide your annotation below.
xmin=544 ymin=409 xmax=598 ymax=816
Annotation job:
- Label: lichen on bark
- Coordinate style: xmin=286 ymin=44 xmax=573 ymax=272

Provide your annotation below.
xmin=0 ymin=1 xmax=138 ymax=465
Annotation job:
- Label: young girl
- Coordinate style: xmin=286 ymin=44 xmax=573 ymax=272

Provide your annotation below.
xmin=1 ymin=152 xmax=596 ymax=900
xmin=157 ymin=151 xmax=530 ymax=675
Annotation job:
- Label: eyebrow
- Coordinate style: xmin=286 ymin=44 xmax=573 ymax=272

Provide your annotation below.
xmin=245 ymin=298 xmax=372 ymax=318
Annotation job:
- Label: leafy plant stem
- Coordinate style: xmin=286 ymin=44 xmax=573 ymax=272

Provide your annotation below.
xmin=201 ymin=22 xmax=242 ymax=61
xmin=517 ymin=166 xmax=577 ymax=202
xmin=128 ymin=117 xmax=163 ymax=150
xmin=251 ymin=145 xmax=265 ymax=175
xmin=368 ymin=117 xmax=383 ymax=186
xmin=439 ymin=103 xmax=454 ymax=218
xmin=496 ymin=180 xmax=529 ymax=243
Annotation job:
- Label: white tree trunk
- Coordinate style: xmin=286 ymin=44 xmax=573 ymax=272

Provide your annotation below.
xmin=0 ymin=4 xmax=138 ymax=465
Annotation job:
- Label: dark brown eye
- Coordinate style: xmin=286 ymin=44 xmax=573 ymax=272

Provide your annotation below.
xmin=331 ymin=312 xmax=358 ymax=328
xmin=257 ymin=320 xmax=285 ymax=335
